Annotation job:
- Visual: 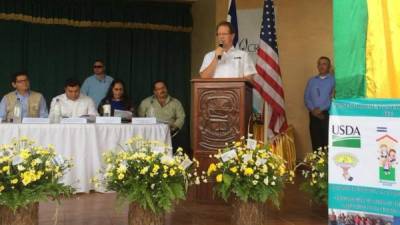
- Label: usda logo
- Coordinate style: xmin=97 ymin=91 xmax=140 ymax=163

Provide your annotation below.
xmin=331 ymin=125 xmax=361 ymax=148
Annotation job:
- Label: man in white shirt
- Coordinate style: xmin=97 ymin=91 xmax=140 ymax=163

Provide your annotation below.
xmin=199 ymin=21 xmax=256 ymax=78
xmin=49 ymin=78 xmax=98 ymax=118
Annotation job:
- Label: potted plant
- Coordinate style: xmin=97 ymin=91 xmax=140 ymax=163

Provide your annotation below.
xmin=100 ymin=136 xmax=201 ymax=225
xmin=299 ymin=148 xmax=328 ymax=205
xmin=0 ymin=137 xmax=73 ymax=225
xmin=207 ymin=138 xmax=294 ymax=225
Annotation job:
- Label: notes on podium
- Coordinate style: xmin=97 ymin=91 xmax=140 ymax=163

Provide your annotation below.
xmin=131 ymin=117 xmax=157 ymax=125
xmin=22 ymin=118 xmax=50 ymax=124
xmin=95 ymin=116 xmax=121 ymax=124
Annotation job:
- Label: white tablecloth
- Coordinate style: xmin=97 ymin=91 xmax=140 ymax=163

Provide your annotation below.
xmin=0 ymin=123 xmax=171 ymax=192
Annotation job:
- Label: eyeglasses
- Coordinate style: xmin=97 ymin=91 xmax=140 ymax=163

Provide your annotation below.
xmin=93 ymin=65 xmax=103 ymax=68
xmin=15 ymin=79 xmax=29 ymax=83
xmin=216 ymin=32 xmax=231 ymax=36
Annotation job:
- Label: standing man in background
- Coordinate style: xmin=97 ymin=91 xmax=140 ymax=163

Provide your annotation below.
xmin=199 ymin=21 xmax=256 ymax=79
xmin=304 ymin=56 xmax=335 ymax=151
xmin=81 ymin=59 xmax=113 ymax=107
xmin=0 ymin=72 xmax=48 ymax=121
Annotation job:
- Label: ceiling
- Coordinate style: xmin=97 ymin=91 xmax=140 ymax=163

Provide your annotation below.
xmin=136 ymin=0 xmax=196 ymax=2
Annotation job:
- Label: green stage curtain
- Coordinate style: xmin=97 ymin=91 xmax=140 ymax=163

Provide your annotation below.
xmin=0 ymin=0 xmax=192 ymax=151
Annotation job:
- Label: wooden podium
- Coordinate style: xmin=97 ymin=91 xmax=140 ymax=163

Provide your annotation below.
xmin=191 ymin=78 xmax=253 ymax=202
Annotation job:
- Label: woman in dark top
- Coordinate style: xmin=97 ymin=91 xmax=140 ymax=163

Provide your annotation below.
xmin=98 ymin=79 xmax=134 ymax=117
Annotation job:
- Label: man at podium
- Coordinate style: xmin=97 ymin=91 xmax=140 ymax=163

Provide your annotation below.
xmin=199 ymin=21 xmax=256 ymax=78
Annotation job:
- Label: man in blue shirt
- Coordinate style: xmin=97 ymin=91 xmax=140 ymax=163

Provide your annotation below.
xmin=81 ymin=59 xmax=113 ymax=107
xmin=304 ymin=56 xmax=335 ymax=151
xmin=0 ymin=72 xmax=48 ymax=121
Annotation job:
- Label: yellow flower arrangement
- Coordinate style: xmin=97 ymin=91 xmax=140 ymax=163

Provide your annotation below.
xmin=299 ymin=147 xmax=328 ymax=204
xmin=98 ymin=136 xmax=202 ymax=214
xmin=0 ymin=137 xmax=73 ymax=211
xmin=207 ymin=137 xmax=294 ymax=207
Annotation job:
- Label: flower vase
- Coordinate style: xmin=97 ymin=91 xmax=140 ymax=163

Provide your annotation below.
xmin=128 ymin=203 xmax=164 ymax=225
xmin=0 ymin=203 xmax=39 ymax=225
xmin=232 ymin=200 xmax=265 ymax=225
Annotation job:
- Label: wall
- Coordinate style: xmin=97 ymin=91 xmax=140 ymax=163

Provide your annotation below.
xmin=274 ymin=0 xmax=333 ymax=159
xmin=191 ymin=0 xmax=216 ymax=77
xmin=191 ymin=0 xmax=333 ymax=159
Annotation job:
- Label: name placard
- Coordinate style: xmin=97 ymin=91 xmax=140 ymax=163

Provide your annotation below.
xmin=61 ymin=118 xmax=87 ymax=124
xmin=242 ymin=153 xmax=253 ymax=163
xmin=95 ymin=116 xmax=121 ymax=124
xmin=246 ymin=139 xmax=258 ymax=150
xmin=255 ymin=158 xmax=267 ymax=166
xmin=132 ymin=117 xmax=157 ymax=125
xmin=22 ymin=118 xmax=50 ymax=124
xmin=180 ymin=158 xmax=193 ymax=169
xmin=221 ymin=150 xmax=237 ymax=162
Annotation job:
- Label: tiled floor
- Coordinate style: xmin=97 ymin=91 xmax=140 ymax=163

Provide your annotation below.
xmin=39 ymin=181 xmax=327 ymax=225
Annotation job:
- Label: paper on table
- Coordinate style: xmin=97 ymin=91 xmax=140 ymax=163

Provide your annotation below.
xmin=156 ymin=119 xmax=170 ymax=124
xmin=22 ymin=118 xmax=50 ymax=124
xmin=80 ymin=115 xmax=96 ymax=123
xmin=95 ymin=116 xmax=121 ymax=124
xmin=114 ymin=110 xmax=133 ymax=120
xmin=132 ymin=117 xmax=157 ymax=124
xmin=61 ymin=117 xmax=87 ymax=124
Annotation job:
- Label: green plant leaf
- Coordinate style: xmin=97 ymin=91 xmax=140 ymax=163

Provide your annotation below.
xmin=223 ymin=174 xmax=233 ymax=188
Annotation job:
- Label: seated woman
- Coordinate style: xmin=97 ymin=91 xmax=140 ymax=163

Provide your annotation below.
xmin=98 ymin=79 xmax=134 ymax=118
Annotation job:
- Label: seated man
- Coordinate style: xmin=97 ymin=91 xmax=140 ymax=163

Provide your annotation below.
xmin=0 ymin=71 xmax=48 ymax=121
xmin=49 ymin=78 xmax=98 ymax=118
xmin=138 ymin=80 xmax=185 ymax=134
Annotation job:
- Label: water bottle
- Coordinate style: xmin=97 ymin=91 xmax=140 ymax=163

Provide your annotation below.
xmin=13 ymin=98 xmax=22 ymax=123
xmin=52 ymin=99 xmax=62 ymax=123
xmin=102 ymin=100 xmax=111 ymax=117
xmin=148 ymin=106 xmax=155 ymax=117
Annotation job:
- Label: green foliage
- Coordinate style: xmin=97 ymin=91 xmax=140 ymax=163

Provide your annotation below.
xmin=0 ymin=182 xmax=73 ymax=211
xmin=299 ymin=149 xmax=328 ymax=204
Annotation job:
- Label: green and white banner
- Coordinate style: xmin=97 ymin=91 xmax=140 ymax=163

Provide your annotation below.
xmin=329 ymin=99 xmax=400 ymax=223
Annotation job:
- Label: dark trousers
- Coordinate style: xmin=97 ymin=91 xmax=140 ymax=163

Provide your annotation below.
xmin=309 ymin=111 xmax=329 ymax=151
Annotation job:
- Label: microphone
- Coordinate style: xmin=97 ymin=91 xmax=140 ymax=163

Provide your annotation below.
xmin=217 ymin=43 xmax=223 ymax=60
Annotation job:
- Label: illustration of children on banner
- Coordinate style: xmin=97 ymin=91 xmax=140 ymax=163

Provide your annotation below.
xmin=376 ymin=135 xmax=398 ymax=184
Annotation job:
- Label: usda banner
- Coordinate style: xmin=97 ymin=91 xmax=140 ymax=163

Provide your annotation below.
xmin=329 ymin=99 xmax=400 ymax=224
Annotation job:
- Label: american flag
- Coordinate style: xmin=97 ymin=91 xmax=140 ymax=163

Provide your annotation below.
xmin=253 ymin=0 xmax=288 ymax=135
xmin=227 ymin=0 xmax=239 ymax=46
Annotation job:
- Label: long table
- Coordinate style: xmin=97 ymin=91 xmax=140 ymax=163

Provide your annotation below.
xmin=0 ymin=123 xmax=171 ymax=192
